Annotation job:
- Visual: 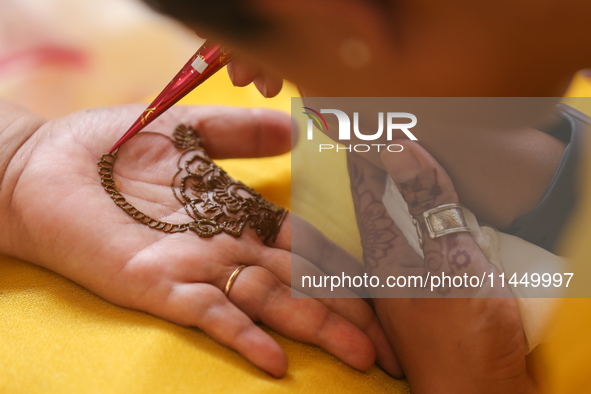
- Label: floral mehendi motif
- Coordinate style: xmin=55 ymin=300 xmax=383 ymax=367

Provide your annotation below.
xmin=98 ymin=124 xmax=287 ymax=242
xmin=347 ymin=156 xmax=398 ymax=270
xmin=398 ymin=168 xmax=442 ymax=216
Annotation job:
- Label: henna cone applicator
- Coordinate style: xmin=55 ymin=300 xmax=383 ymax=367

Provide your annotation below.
xmin=109 ymin=40 xmax=233 ymax=153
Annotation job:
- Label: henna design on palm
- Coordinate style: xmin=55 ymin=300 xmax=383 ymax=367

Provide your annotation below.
xmin=99 ymin=124 xmax=287 ymax=242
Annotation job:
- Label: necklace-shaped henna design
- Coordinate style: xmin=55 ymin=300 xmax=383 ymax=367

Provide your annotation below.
xmin=98 ymin=124 xmax=287 ymax=242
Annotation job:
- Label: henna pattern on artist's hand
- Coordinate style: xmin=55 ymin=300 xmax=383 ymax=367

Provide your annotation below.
xmin=98 ymin=124 xmax=287 ymax=242
xmin=444 ymin=236 xmax=472 ymax=271
xmin=424 ymin=248 xmax=444 ymax=272
xmin=347 ymin=156 xmax=399 ymax=270
xmin=448 ymin=250 xmax=471 ymax=271
xmin=398 ymin=168 xmax=443 ymax=216
xmin=396 ymin=165 xmax=477 ymax=294
xmin=348 ymin=153 xmax=476 ymax=296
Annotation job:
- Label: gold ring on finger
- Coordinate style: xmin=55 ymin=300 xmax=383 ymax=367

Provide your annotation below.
xmin=225 ymin=265 xmax=247 ymax=296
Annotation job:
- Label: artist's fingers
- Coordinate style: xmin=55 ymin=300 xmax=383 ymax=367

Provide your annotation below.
xmin=173 ymin=106 xmax=291 ymax=159
xmin=227 ymin=265 xmax=378 ymax=373
xmin=381 ymin=141 xmax=458 ymax=217
xmin=381 ymin=141 xmax=500 ymax=294
xmin=346 ymin=152 xmax=419 ymax=257
xmin=227 ymin=58 xmax=259 ymax=87
xmin=252 ymin=72 xmax=284 ymax=99
xmin=162 ymin=282 xmax=288 ymax=377
xmin=345 ymin=151 xmax=425 ymax=299
xmin=228 ymin=58 xmax=283 ymax=98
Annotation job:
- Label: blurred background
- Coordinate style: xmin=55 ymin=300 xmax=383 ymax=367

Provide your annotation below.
xmin=0 ymin=0 xmax=202 ymax=118
xmin=1 ymin=0 xmax=590 ymax=118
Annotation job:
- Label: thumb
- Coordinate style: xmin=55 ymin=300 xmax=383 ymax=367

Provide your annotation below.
xmin=381 ymin=141 xmax=502 ymax=297
xmin=381 ymin=141 xmax=458 ymax=217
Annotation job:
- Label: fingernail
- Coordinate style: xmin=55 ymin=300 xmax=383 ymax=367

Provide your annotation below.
xmin=229 ymin=66 xmax=236 ymax=87
xmin=381 ymin=145 xmax=421 ymax=183
xmin=262 ymin=80 xmax=268 ymax=98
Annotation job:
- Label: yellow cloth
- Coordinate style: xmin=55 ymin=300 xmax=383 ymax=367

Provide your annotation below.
xmin=542 ymin=73 xmax=591 ymax=394
xmin=0 ymin=72 xmax=409 ymax=394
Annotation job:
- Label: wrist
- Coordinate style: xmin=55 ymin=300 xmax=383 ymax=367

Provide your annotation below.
xmin=0 ymin=98 xmax=46 ymax=256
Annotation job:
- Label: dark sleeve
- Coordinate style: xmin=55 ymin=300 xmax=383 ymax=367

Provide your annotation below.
xmin=506 ymin=104 xmax=588 ymax=253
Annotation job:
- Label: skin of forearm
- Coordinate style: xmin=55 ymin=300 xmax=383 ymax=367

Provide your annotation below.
xmin=420 ymin=127 xmax=567 ymax=230
xmin=0 ymin=99 xmax=46 ymax=257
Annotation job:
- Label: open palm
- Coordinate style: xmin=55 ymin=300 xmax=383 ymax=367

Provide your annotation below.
xmin=1 ymin=101 xmax=400 ymax=378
